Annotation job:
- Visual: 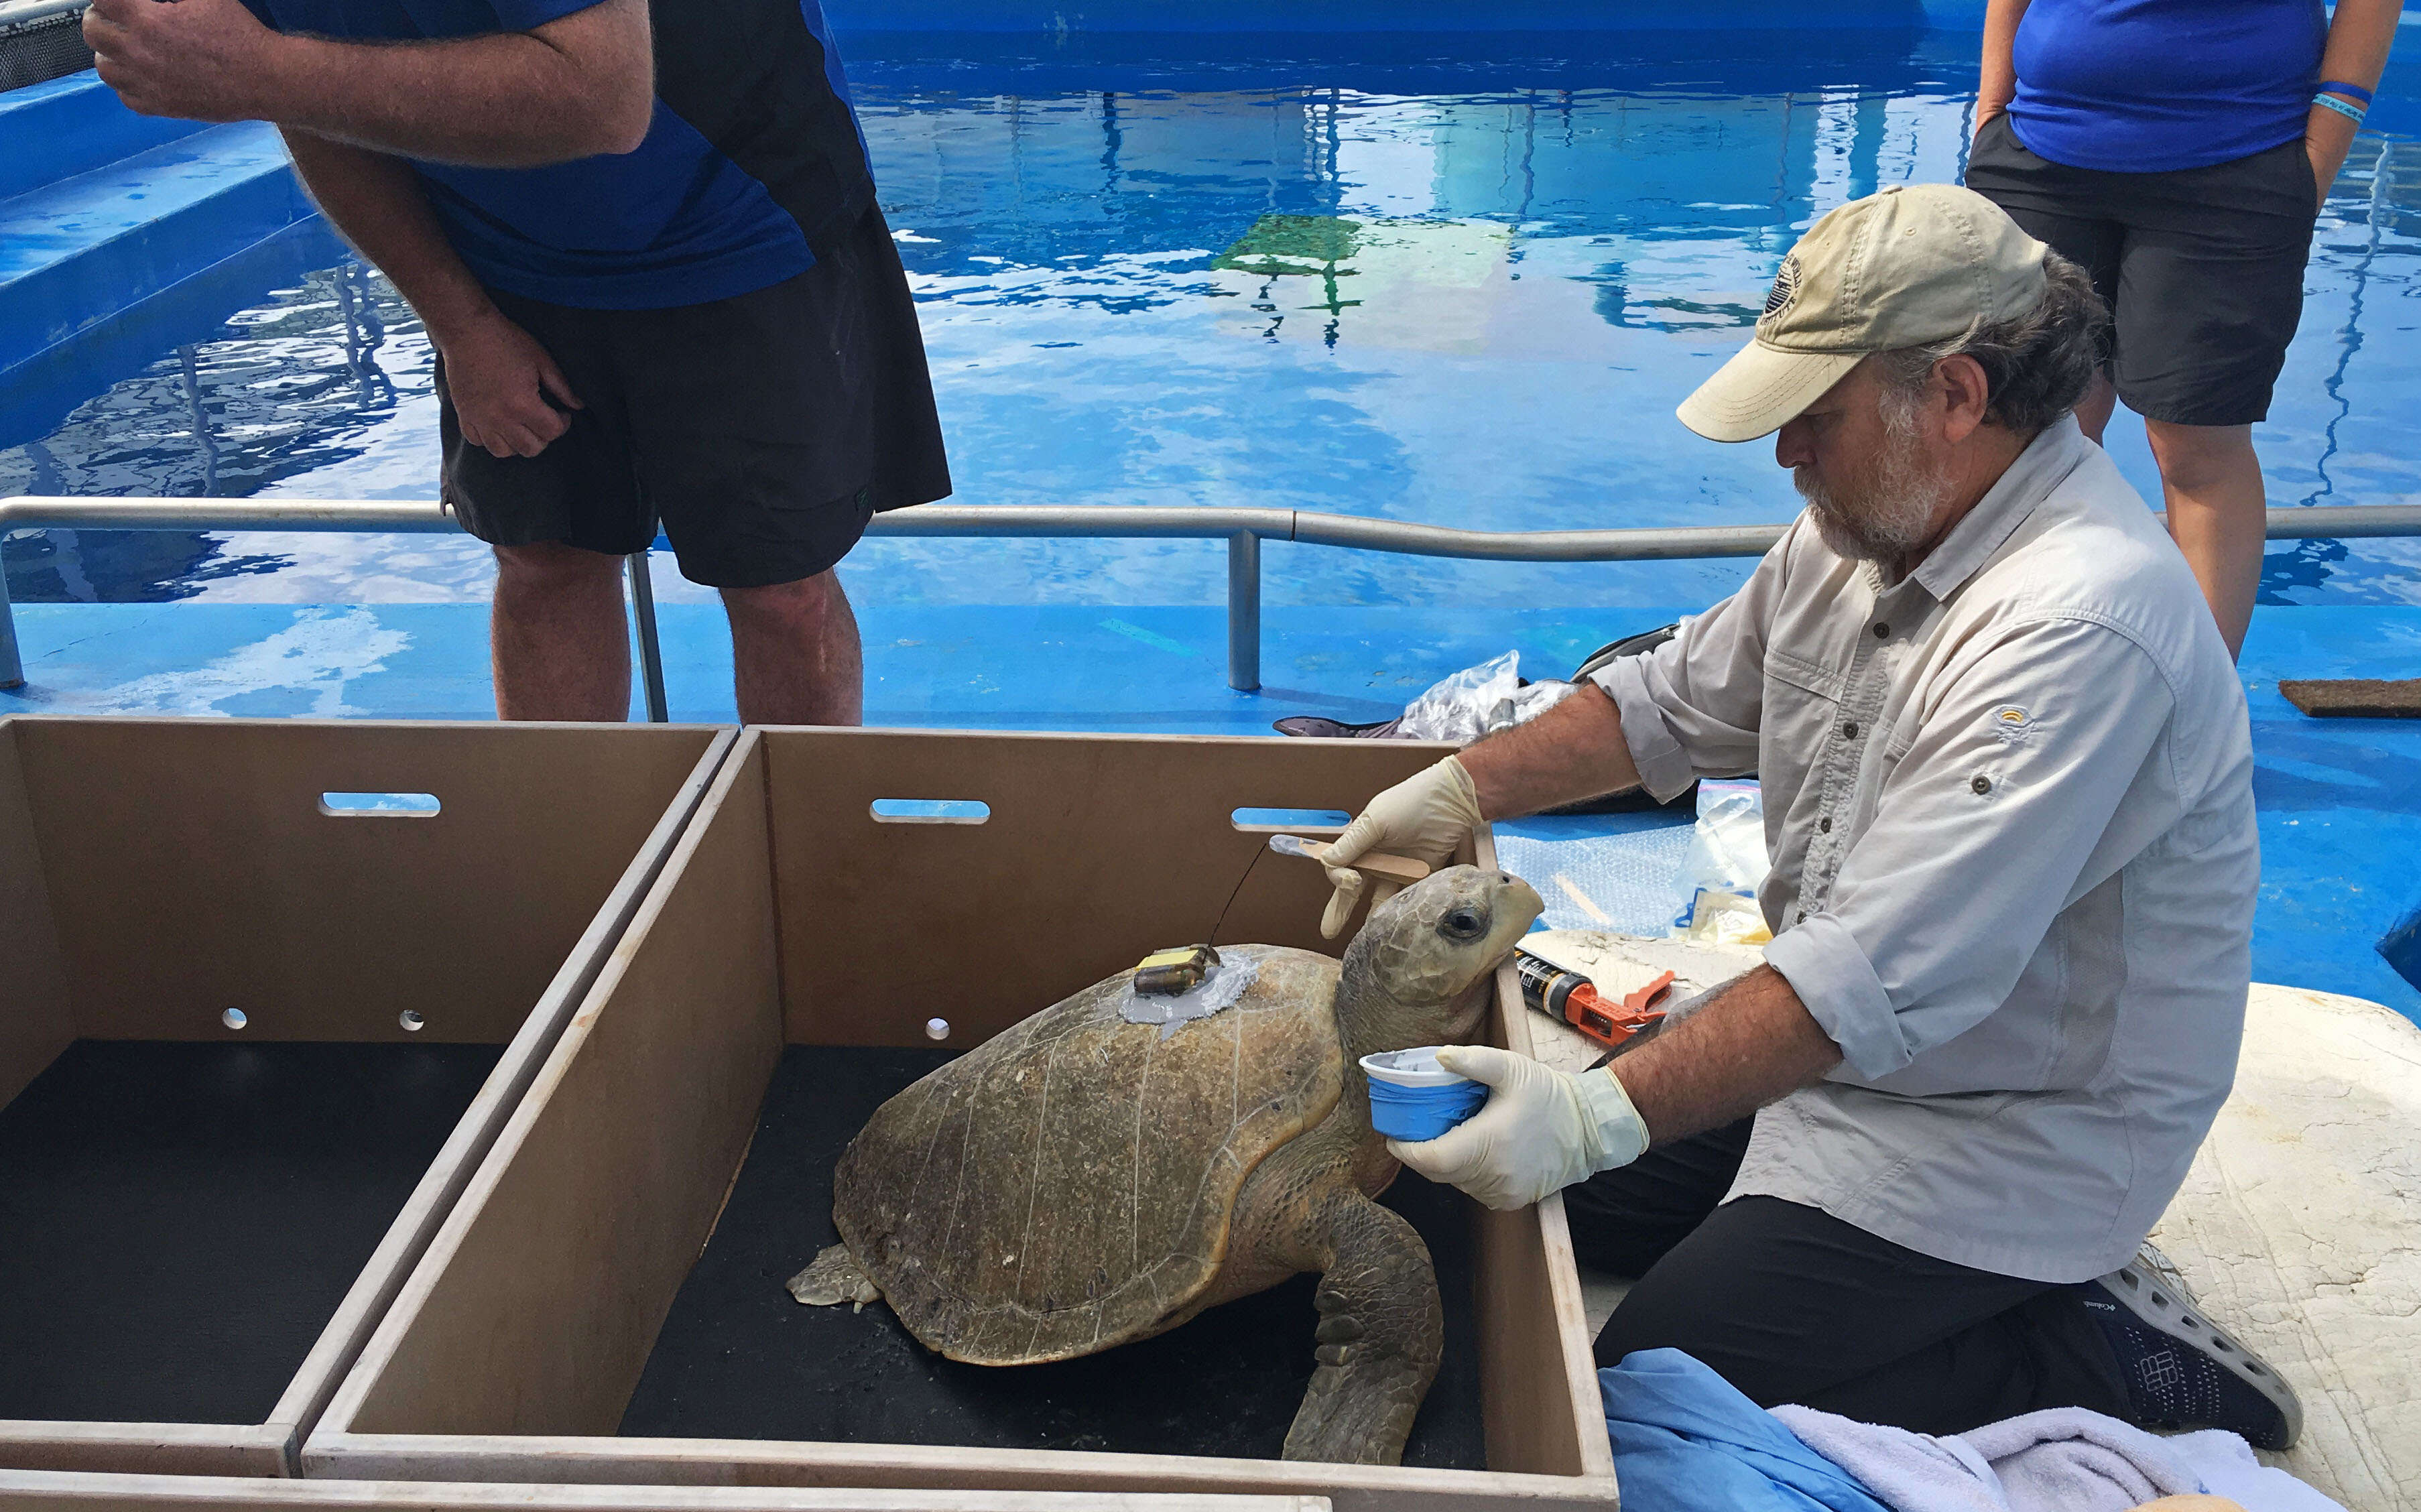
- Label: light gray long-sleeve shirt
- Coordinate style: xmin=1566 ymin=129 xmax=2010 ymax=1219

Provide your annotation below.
xmin=1593 ymin=417 xmax=2257 ymax=1283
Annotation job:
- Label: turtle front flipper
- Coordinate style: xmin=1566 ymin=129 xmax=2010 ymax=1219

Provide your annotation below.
xmin=788 ymin=1243 xmax=883 ymax=1312
xmin=1281 ymin=1190 xmax=1442 ymax=1465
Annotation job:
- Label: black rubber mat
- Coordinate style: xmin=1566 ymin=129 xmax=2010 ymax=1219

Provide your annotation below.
xmin=0 ymin=1040 xmax=502 ymax=1424
xmin=622 ymin=1045 xmax=1487 ymax=1467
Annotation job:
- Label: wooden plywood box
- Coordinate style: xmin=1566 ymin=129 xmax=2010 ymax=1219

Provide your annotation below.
xmin=304 ymin=729 xmax=1618 ymax=1511
xmin=0 ymin=1470 xmax=1330 ymax=1512
xmin=0 ymin=717 xmax=734 ymax=1478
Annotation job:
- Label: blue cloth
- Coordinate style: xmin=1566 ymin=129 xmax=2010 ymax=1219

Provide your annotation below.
xmin=2009 ymin=0 xmax=2328 ymax=174
xmin=240 ymin=0 xmax=867 ymax=309
xmin=1601 ymin=1349 xmax=1895 ymax=1512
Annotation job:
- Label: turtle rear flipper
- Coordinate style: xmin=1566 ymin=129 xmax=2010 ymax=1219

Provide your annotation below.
xmin=1281 ymin=1190 xmax=1442 ymax=1464
xmin=789 ymin=1243 xmax=882 ymax=1311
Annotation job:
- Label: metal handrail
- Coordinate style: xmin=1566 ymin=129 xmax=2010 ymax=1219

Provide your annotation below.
xmin=0 ymin=0 xmax=88 ymax=30
xmin=5 ymin=493 xmax=2420 ymax=710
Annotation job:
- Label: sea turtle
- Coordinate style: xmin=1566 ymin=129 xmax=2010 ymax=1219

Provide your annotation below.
xmin=789 ymin=865 xmax=1544 ymax=1466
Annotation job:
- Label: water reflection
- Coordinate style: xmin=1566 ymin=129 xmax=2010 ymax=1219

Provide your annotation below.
xmin=4 ymin=28 xmax=2419 ymax=607
xmin=2257 ymin=134 xmax=2421 ymax=605
xmin=1 ymin=263 xmax=430 ymax=601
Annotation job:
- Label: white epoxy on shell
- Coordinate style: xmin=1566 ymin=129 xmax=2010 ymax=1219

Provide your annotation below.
xmin=1117 ymin=948 xmax=1262 ymax=1037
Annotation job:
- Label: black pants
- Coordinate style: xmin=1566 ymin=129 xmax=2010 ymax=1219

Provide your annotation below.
xmin=1569 ymin=1119 xmax=2134 ymax=1436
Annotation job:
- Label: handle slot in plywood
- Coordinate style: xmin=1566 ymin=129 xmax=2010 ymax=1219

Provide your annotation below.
xmin=318 ymin=793 xmax=442 ymax=817
xmin=1229 ymin=808 xmax=1351 ymax=831
xmin=869 ymin=800 xmax=991 ymax=825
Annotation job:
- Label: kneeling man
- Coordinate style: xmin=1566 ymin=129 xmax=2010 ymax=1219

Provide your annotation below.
xmin=1323 ymin=184 xmax=2295 ymax=1448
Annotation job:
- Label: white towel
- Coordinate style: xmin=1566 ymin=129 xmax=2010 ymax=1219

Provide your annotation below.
xmin=1771 ymin=1403 xmax=2349 ymax=1512
xmin=1770 ymin=1405 xmax=2008 ymax=1511
xmin=2164 ymin=1429 xmax=2351 ymax=1512
xmin=1962 ymin=1408 xmax=2204 ymax=1511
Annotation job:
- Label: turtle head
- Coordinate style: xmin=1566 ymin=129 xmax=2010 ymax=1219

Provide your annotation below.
xmin=1338 ymin=865 xmax=1544 ymax=1054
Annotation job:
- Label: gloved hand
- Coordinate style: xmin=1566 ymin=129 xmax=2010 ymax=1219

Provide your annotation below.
xmin=1321 ymin=755 xmax=1483 ymax=939
xmin=1385 ymin=1045 xmax=1650 ymax=1210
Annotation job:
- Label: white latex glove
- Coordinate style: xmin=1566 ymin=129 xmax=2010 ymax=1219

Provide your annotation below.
xmin=1385 ymin=1045 xmax=1649 ymax=1211
xmin=1321 ymin=755 xmax=1483 ymax=939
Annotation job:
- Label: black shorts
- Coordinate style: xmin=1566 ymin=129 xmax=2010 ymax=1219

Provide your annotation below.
xmin=438 ymin=205 xmax=951 ymax=589
xmin=1964 ymin=113 xmax=2318 ymax=428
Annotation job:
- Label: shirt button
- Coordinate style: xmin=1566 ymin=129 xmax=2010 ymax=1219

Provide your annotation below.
xmin=1972 ymin=775 xmax=1993 ymax=795
xmin=1819 ymin=816 xmax=1832 ymax=833
xmin=1841 ymin=720 xmax=1859 ymax=739
xmin=1873 ymin=623 xmax=1890 ymax=639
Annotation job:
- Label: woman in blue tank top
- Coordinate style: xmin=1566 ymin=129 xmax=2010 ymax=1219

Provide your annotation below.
xmin=1965 ymin=0 xmax=2400 ymax=659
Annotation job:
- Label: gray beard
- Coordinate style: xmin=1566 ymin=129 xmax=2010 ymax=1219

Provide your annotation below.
xmin=1795 ymin=413 xmax=1953 ymax=566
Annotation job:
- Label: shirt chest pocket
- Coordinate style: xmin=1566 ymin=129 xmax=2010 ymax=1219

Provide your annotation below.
xmin=1759 ymin=649 xmax=1855 ymax=825
xmin=1763 ymin=648 xmax=1845 ymax=740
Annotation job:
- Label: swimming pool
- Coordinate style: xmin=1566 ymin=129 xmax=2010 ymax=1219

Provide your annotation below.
xmin=7 ymin=23 xmax=2421 ymax=611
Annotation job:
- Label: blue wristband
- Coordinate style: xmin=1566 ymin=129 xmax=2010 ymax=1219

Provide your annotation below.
xmin=2318 ymin=79 xmax=2375 ymax=106
xmin=2314 ymin=92 xmax=2368 ymax=126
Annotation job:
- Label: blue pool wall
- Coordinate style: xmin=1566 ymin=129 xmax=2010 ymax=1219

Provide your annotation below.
xmin=0 ymin=72 xmax=313 ymax=390
xmin=0 ymin=71 xmax=204 ymax=202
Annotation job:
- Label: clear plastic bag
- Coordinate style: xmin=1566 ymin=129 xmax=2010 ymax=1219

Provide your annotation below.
xmin=1671 ymin=779 xmax=1772 ymax=944
xmin=1393 ymin=651 xmax=1580 ymax=743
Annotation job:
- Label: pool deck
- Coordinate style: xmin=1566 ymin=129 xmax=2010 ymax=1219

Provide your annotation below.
xmin=6 ymin=594 xmax=2416 ymax=1019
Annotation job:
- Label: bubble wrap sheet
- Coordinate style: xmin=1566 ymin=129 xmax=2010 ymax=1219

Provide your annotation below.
xmin=1490 ymin=812 xmax=1697 ymax=937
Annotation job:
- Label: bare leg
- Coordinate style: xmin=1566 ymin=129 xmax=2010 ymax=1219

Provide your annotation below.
xmin=2075 ymin=369 xmax=2117 ymax=444
xmin=2146 ymin=419 xmax=2266 ymax=659
xmin=721 ymin=569 xmax=863 ymax=725
xmin=1281 ymin=1189 xmax=1442 ymax=1466
xmin=491 ymin=541 xmax=630 ymax=721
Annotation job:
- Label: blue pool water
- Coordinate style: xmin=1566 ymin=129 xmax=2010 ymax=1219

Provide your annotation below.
xmin=8 ymin=26 xmax=2421 ymax=611
xmin=3 ymin=25 xmax=2418 ymax=1017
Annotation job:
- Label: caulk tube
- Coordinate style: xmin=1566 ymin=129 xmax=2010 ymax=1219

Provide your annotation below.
xmin=1514 ymin=948 xmax=1657 ymax=1050
xmin=1513 ymin=951 xmax=1580 ymax=1018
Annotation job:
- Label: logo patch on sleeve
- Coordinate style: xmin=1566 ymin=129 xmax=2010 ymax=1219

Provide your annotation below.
xmin=1991 ymin=704 xmax=2032 ymax=743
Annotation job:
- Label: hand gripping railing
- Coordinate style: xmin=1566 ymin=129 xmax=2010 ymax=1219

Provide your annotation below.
xmin=5 ymin=495 xmax=2420 ymax=715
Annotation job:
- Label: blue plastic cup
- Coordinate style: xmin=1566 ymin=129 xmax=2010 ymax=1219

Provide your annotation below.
xmin=1361 ymin=1046 xmax=1489 ymax=1143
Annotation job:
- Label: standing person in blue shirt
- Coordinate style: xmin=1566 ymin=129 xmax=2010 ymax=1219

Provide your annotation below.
xmin=1965 ymin=0 xmax=2401 ymax=658
xmin=80 ymin=0 xmax=950 ymax=723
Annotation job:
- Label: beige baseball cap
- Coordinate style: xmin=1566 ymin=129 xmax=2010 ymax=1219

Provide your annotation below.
xmin=1676 ymin=183 xmax=2050 ymax=443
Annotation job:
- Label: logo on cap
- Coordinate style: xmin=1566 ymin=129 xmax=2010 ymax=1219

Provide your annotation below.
xmin=1761 ymin=255 xmax=1802 ymax=324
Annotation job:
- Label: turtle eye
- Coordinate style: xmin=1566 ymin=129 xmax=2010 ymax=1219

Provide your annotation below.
xmin=1439 ymin=905 xmax=1488 ymax=942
